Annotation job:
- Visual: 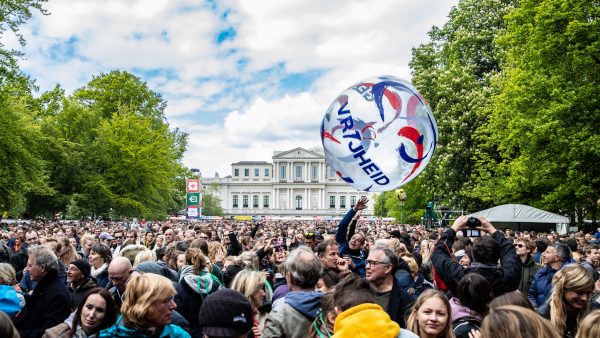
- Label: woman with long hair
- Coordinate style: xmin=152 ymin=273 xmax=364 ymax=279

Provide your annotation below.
xmin=575 ymin=310 xmax=600 ymax=338
xmin=43 ymin=288 xmax=117 ymax=338
xmin=230 ymin=270 xmax=273 ymax=338
xmin=57 ymin=238 xmax=81 ymax=266
xmin=537 ymin=264 xmax=594 ymax=338
xmin=407 ymin=289 xmax=455 ymax=338
xmin=99 ymin=274 xmax=190 ymax=338
xmin=480 ymin=305 xmax=559 ymax=338
xmin=174 ymin=248 xmax=220 ymax=337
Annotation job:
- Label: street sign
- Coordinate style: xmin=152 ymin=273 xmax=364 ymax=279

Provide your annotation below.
xmin=186 ymin=179 xmax=200 ymax=193
xmin=187 ymin=206 xmax=199 ymax=219
xmin=186 ymin=193 xmax=200 ymax=206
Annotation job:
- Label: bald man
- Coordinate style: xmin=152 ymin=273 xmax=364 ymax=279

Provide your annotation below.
xmin=108 ymin=256 xmax=133 ymax=310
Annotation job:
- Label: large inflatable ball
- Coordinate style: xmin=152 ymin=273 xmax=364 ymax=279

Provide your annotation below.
xmin=320 ymin=75 xmax=437 ymax=192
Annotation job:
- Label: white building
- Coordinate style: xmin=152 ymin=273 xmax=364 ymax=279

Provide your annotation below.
xmin=202 ymin=147 xmax=374 ymax=217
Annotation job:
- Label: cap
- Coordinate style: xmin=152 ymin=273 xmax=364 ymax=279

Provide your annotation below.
xmin=99 ymin=232 xmax=114 ymax=240
xmin=199 ymin=289 xmax=253 ymax=337
xmin=454 ymin=249 xmax=466 ymax=260
xmin=70 ymin=259 xmax=91 ymax=278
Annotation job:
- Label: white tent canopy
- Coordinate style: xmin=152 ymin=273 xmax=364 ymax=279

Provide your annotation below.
xmin=470 ymin=204 xmax=569 ymax=223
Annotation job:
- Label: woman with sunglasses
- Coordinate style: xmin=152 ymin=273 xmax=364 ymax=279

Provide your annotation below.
xmin=230 ymin=270 xmax=273 ymax=338
xmin=537 ymin=264 xmax=594 ymax=338
xmin=513 ymin=238 xmax=541 ymax=294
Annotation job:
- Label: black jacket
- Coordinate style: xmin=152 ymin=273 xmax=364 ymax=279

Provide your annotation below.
xmin=13 ymin=269 xmax=71 ymax=338
xmin=387 ymin=275 xmax=416 ymax=328
xmin=10 ymin=244 xmax=29 ymax=281
xmin=174 ymin=273 xmax=220 ymax=338
xmin=431 ymin=228 xmax=521 ymax=297
xmin=70 ymin=276 xmax=98 ymax=309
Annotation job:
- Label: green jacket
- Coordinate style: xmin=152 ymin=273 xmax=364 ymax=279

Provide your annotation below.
xmin=518 ymin=255 xmax=541 ymax=294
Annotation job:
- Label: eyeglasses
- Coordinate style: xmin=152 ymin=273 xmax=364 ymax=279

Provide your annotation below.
xmin=514 ymin=244 xmax=525 ymax=248
xmin=366 ymin=260 xmax=390 ymax=267
xmin=304 ymin=232 xmax=315 ymax=238
xmin=157 ymin=296 xmax=175 ymax=305
xmin=114 ymin=236 xmax=123 ymax=239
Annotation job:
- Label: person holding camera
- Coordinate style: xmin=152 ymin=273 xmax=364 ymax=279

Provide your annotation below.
xmin=431 ymin=215 xmax=521 ymax=297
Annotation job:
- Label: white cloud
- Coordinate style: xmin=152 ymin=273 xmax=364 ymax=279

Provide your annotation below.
xmin=13 ymin=0 xmax=459 ymax=177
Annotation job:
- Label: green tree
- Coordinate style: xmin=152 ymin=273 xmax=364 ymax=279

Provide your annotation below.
xmin=480 ymin=0 xmax=600 ymax=224
xmin=86 ymin=108 xmax=187 ymax=219
xmin=410 ymin=0 xmax=517 ymax=212
xmin=0 ymin=79 xmax=52 ymax=216
xmin=201 ymin=182 xmax=224 ymax=216
xmin=73 ymin=70 xmax=167 ymax=122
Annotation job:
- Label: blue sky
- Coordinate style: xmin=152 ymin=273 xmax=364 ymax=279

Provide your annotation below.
xmin=6 ymin=0 xmax=459 ymax=177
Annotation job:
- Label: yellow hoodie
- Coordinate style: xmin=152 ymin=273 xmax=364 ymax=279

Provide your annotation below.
xmin=332 ymin=303 xmax=400 ymax=338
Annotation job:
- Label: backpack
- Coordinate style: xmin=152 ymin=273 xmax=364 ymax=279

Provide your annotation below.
xmin=452 ymin=316 xmax=481 ymax=338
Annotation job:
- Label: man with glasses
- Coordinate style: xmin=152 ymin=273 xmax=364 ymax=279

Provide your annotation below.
xmin=11 ymin=230 xmax=40 ymax=281
xmin=336 ymin=196 xmax=369 ymax=276
xmin=514 ymin=238 xmax=541 ymax=294
xmin=365 ymin=246 xmax=415 ymax=328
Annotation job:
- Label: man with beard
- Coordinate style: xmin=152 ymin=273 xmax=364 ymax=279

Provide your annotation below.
xmin=336 ymin=196 xmax=369 ymax=276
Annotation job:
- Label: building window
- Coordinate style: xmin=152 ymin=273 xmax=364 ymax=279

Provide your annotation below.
xmin=328 ymin=166 xmax=335 ymax=178
xmin=264 ymin=168 xmax=270 ymax=177
xmin=244 ymin=169 xmax=249 ymax=177
xmin=295 ymin=165 xmax=302 ymax=179
xmin=280 ymin=165 xmax=286 ymax=179
xmin=253 ymin=195 xmax=259 ymax=208
xmin=263 ymin=195 xmax=269 ymax=208
xmin=254 ymin=169 xmax=259 ymax=177
xmin=329 ymin=196 xmax=335 ymax=209
xmin=233 ymin=195 xmax=238 ymax=208
xmin=243 ymin=195 xmax=248 ymax=208
xmin=312 ymin=165 xmax=318 ymax=180
xmin=340 ymin=196 xmax=346 ymax=209
xmin=234 ymin=168 xmax=239 ymax=176
xmin=350 ymin=196 xmax=356 ymax=208
xmin=296 ymin=196 xmax=302 ymax=210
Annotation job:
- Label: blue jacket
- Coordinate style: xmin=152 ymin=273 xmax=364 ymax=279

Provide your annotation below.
xmin=528 ymin=261 xmax=572 ymax=308
xmin=99 ymin=322 xmax=190 ymax=338
xmin=336 ymin=208 xmax=366 ymax=276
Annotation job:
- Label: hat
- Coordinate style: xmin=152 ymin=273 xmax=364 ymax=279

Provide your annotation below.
xmin=199 ymin=289 xmax=253 ymax=337
xmin=454 ymin=249 xmax=466 ymax=260
xmin=134 ymin=261 xmax=178 ymax=282
xmin=70 ymin=259 xmax=91 ymax=278
xmin=390 ymin=230 xmax=402 ymax=239
xmin=99 ymin=232 xmax=114 ymax=240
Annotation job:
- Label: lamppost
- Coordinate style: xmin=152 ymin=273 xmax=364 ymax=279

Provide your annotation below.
xmin=395 ymin=189 xmax=407 ymax=224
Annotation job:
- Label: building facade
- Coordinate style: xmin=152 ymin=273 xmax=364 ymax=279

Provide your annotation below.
xmin=202 ymin=147 xmax=374 ymax=217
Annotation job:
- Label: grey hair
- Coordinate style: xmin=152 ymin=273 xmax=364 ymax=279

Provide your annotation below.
xmin=369 ymin=245 xmax=399 ymax=272
xmin=285 ymin=246 xmax=322 ymax=288
xmin=553 ymin=243 xmax=572 ymax=263
xmin=28 ymin=245 xmax=59 ymax=272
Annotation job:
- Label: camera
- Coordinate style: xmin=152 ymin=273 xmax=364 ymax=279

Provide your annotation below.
xmin=463 ymin=217 xmax=481 ymax=237
xmin=467 ymin=216 xmax=481 ymax=228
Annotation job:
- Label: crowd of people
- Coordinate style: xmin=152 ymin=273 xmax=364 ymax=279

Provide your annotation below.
xmin=0 ymin=197 xmax=599 ymax=338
